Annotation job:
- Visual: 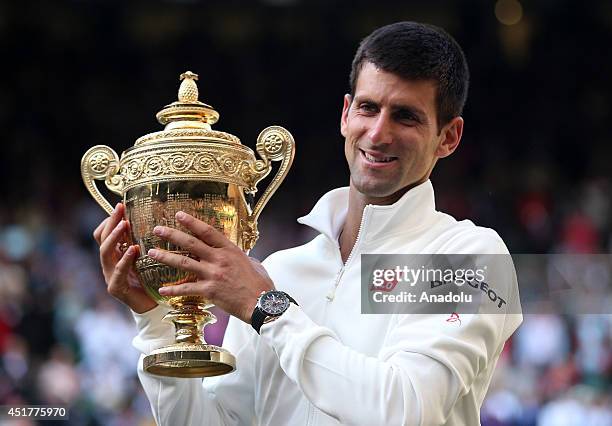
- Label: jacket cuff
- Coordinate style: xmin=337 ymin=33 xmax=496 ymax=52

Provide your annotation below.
xmin=259 ymin=304 xmax=337 ymax=383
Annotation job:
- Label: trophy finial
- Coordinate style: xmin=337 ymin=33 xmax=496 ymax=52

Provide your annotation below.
xmin=178 ymin=71 xmax=199 ymax=103
xmin=154 ymin=70 xmax=219 ymax=130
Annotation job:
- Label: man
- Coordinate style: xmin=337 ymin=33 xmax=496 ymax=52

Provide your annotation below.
xmin=95 ymin=22 xmax=522 ymax=425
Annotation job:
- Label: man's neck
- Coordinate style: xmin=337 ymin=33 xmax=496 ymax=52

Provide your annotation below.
xmin=338 ymin=184 xmax=404 ymax=263
xmin=339 ymin=189 xmax=364 ymax=263
xmin=338 ymin=180 xmax=428 ymax=263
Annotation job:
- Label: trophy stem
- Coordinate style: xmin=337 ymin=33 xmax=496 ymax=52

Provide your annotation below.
xmin=164 ymin=302 xmax=216 ymax=345
xmin=142 ymin=300 xmax=235 ymax=378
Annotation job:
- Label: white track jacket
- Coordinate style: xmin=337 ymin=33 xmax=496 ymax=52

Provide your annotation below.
xmin=132 ymin=180 xmax=522 ymax=426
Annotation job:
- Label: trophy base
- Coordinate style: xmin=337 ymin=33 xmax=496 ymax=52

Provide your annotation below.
xmin=143 ymin=343 xmax=236 ymax=378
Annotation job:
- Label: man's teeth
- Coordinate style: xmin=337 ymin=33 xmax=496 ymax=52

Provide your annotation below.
xmin=364 ymin=152 xmax=394 ymax=163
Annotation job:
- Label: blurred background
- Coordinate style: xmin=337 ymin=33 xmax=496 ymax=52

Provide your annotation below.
xmin=0 ymin=0 xmax=611 ymax=424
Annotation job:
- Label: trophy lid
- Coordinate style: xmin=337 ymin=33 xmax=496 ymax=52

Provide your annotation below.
xmin=134 ymin=71 xmax=241 ymax=146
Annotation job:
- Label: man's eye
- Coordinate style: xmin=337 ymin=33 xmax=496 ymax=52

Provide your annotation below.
xmin=358 ymin=103 xmax=377 ymax=113
xmin=396 ymin=113 xmax=420 ymax=124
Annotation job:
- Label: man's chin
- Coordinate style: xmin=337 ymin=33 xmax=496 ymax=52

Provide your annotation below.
xmin=351 ymin=180 xmax=401 ymax=199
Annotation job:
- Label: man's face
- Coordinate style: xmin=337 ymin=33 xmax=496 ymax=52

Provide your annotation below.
xmin=341 ymin=62 xmax=462 ymax=202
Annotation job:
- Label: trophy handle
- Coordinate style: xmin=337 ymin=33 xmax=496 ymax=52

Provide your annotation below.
xmin=81 ymin=145 xmax=124 ymax=215
xmin=242 ymin=126 xmax=295 ymax=250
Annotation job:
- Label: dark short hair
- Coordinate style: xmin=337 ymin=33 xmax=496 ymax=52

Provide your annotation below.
xmin=350 ymin=21 xmax=470 ymax=131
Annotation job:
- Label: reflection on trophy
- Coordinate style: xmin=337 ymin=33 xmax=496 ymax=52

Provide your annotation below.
xmin=80 ymin=71 xmax=295 ymax=378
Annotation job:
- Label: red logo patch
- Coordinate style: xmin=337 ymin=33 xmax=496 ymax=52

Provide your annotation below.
xmin=369 ymin=278 xmax=398 ymax=292
xmin=446 ymin=312 xmax=461 ymax=325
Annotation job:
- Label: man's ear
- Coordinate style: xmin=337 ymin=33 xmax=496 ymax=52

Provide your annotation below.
xmin=436 ymin=116 xmax=464 ymax=158
xmin=340 ymin=94 xmax=352 ymax=137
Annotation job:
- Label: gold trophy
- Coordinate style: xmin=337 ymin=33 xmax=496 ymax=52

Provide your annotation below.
xmin=81 ymin=71 xmax=295 ymax=378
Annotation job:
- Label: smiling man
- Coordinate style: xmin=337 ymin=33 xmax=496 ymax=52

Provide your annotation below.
xmin=95 ymin=22 xmax=522 ymax=425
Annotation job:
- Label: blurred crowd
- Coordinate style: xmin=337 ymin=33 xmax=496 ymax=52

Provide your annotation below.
xmin=0 ymin=197 xmax=154 ymax=425
xmin=1 ymin=0 xmax=611 ymax=425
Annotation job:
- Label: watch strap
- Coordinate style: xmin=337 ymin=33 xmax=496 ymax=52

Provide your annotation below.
xmin=250 ymin=305 xmax=268 ymax=335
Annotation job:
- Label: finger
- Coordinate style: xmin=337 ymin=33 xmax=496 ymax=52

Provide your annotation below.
xmin=100 ymin=220 xmax=128 ymax=268
xmin=121 ymin=220 xmax=134 ymax=253
xmin=108 ymin=245 xmax=138 ymax=297
xmin=93 ymin=218 xmax=109 ymax=245
xmin=147 ymin=248 xmax=205 ymax=275
xmin=127 ymin=268 xmax=144 ymax=288
xmin=101 ymin=203 xmax=125 ymax=243
xmin=158 ymin=281 xmax=208 ymax=298
xmin=175 ymin=211 xmax=232 ymax=249
xmin=152 ymin=225 xmax=212 ymax=258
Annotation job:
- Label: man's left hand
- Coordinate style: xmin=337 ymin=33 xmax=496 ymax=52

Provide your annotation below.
xmin=148 ymin=211 xmax=274 ymax=323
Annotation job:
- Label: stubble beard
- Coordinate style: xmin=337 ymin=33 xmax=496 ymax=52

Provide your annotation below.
xmin=349 ymin=166 xmax=404 ymax=199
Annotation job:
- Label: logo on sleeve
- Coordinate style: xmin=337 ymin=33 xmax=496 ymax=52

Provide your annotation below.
xmin=446 ymin=312 xmax=461 ymax=325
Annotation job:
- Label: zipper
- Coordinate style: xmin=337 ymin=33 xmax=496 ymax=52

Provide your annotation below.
xmin=306 ymin=402 xmax=314 ymax=426
xmin=308 ymin=208 xmax=371 ymax=425
xmin=326 ymin=206 xmax=371 ymax=302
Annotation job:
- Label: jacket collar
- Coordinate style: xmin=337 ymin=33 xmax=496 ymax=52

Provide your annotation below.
xmin=297 ymin=180 xmax=437 ymax=244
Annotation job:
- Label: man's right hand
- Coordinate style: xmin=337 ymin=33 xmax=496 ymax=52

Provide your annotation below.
xmin=93 ymin=203 xmax=157 ymax=314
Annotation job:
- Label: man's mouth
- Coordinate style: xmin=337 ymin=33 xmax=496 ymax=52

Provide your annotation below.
xmin=360 ymin=149 xmax=397 ymax=164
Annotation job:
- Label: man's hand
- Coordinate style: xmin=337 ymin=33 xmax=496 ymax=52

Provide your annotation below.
xmin=147 ymin=211 xmax=274 ymax=323
xmin=93 ymin=203 xmax=157 ymax=314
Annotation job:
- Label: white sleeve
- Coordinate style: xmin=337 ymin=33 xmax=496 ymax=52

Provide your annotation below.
xmin=132 ymin=305 xmax=256 ymax=426
xmin=260 ymin=306 xmax=519 ymax=425
xmin=259 ymin=237 xmax=522 ymax=426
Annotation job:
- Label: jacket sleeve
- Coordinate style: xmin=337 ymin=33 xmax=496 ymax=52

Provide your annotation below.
xmin=132 ymin=305 xmax=256 ymax=426
xmin=260 ymin=306 xmax=520 ymax=425
xmin=259 ymin=236 xmax=522 ymax=426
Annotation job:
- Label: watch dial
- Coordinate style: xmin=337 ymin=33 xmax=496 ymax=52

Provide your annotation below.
xmin=261 ymin=291 xmax=290 ymax=315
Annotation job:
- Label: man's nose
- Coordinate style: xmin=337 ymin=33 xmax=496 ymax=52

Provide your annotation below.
xmin=366 ymin=113 xmax=393 ymax=145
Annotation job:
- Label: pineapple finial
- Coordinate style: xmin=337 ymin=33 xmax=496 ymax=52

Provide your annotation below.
xmin=178 ymin=71 xmax=199 ymax=103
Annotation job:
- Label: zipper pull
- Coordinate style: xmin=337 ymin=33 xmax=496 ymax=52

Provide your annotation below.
xmin=326 ymin=268 xmax=344 ymax=302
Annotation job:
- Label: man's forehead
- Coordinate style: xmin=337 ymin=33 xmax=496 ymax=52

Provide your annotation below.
xmin=353 ymin=65 xmax=438 ymax=112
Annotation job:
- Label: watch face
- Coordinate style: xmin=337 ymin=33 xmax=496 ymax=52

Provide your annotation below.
xmin=260 ymin=291 xmax=290 ymax=315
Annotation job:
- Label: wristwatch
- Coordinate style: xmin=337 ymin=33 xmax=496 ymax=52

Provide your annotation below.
xmin=251 ymin=290 xmax=298 ymax=334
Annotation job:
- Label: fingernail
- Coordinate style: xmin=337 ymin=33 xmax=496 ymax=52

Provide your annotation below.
xmin=176 ymin=211 xmax=186 ymax=220
xmin=148 ymin=249 xmax=158 ymax=258
xmin=117 ymin=221 xmax=125 ymax=230
xmin=115 ymin=202 xmax=121 ymax=212
xmin=159 ymin=287 xmax=168 ymax=295
xmin=126 ymin=246 xmax=134 ymax=255
xmin=153 ymin=226 xmax=164 ymax=236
